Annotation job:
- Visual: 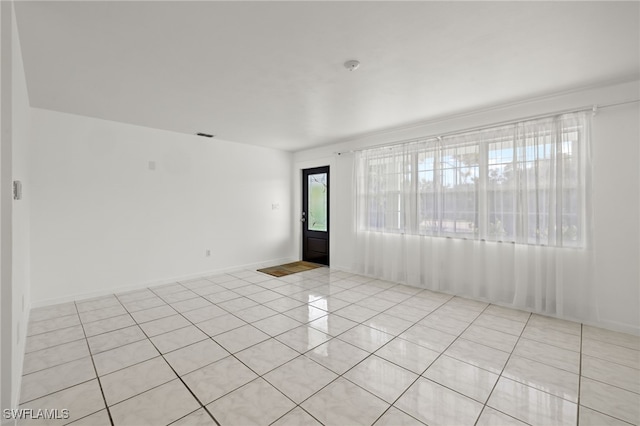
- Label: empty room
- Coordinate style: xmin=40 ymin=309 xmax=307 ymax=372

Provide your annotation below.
xmin=1 ymin=1 xmax=639 ymax=425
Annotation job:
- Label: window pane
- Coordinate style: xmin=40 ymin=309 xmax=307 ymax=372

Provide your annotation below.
xmin=308 ymin=173 xmax=327 ymax=232
xmin=488 ymin=137 xmax=516 ymax=241
xmin=418 ymin=151 xmax=437 ymax=234
xmin=356 ymin=113 xmax=586 ymax=248
xmin=439 ymin=143 xmax=478 ymax=238
xmin=517 ymin=132 xmax=555 ymax=245
xmin=365 ymin=155 xmax=408 ymax=232
xmin=560 ymin=129 xmax=581 ymax=246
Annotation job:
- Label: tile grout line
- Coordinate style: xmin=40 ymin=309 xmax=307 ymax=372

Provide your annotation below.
xmin=27 ymin=292 xmax=598 ymax=425
xmin=368 ymin=300 xmax=491 ymax=426
xmin=257 ymin=284 xmax=456 ymax=425
xmin=317 ymin=292 xmax=489 ymax=421
xmin=575 ymin=343 xmax=640 ymax=372
xmin=153 ymin=277 xmax=318 ymax=423
xmin=24 ymin=324 xmax=81 ymax=340
xmin=17 ymin=377 xmax=97 ymax=407
xmin=474 ymin=311 xmax=534 ymax=426
xmin=81 ymin=314 xmax=138 ymax=339
xmin=349 ymin=304 xmax=469 ymax=425
xmin=480 ymin=320 xmax=640 ymax=384
xmin=257 ymin=272 xmax=390 ymax=426
xmin=23 ymin=272 xmax=422 ymax=418
xmin=148 ymin=274 xmax=338 ymax=414
xmin=24 ymin=275 xmax=407 ymax=418
xmin=20 ymin=344 xmax=93 ymax=377
xmin=23 ymin=334 xmax=86 ymax=355
xmin=163 ymin=275 xmax=336 ymax=425
xmin=201 ymin=274 xmax=327 ymax=423
xmin=114 ymin=290 xmax=224 ymax=426
xmin=577 ymin=323 xmax=583 ymax=426
xmin=73 ymin=300 xmax=116 ymax=426
xmin=25 ymin=269 xmax=639 ymax=426
xmin=268 ymin=406 xmax=325 ymax=426
xmin=163 ymin=271 xmax=374 ymax=424
xmin=571 ymin=327 xmax=638 ymax=426
xmin=175 ymin=272 xmax=452 ymax=425
xmin=25 ymin=314 xmax=81 ymax=338
xmin=30 ymin=274 xmax=401 ymax=364
xmin=504 ymin=337 xmax=581 ymax=375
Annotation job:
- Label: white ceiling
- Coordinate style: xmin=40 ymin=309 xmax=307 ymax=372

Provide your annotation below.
xmin=14 ymin=1 xmax=640 ymax=151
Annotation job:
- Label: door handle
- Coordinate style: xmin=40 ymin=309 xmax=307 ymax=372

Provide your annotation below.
xmin=301 ymin=217 xmax=306 ymax=222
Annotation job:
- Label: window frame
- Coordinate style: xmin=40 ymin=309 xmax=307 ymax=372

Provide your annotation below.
xmin=357 ymin=116 xmax=587 ymax=248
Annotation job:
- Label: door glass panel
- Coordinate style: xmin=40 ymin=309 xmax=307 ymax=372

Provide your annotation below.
xmin=308 ymin=173 xmax=327 ymax=232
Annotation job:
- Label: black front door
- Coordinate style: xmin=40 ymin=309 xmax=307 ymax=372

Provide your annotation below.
xmin=302 ymin=166 xmax=329 ymax=266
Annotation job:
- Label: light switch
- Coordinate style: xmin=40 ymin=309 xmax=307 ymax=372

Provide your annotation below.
xmin=13 ymin=180 xmax=22 ymax=200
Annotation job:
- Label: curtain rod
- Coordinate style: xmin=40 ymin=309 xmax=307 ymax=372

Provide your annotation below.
xmin=335 ymin=99 xmax=639 ymax=155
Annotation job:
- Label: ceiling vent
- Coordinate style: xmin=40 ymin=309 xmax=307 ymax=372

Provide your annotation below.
xmin=196 ymin=132 xmax=215 ymax=138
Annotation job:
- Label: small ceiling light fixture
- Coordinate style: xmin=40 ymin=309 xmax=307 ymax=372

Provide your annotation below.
xmin=196 ymin=132 xmax=215 ymax=138
xmin=344 ymin=60 xmax=360 ymax=71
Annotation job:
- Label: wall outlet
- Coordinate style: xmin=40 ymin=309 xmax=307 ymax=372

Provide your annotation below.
xmin=148 ymin=161 xmax=156 ymax=171
xmin=205 ymin=249 xmax=211 ymax=257
xmin=272 ymin=203 xmax=280 ymax=210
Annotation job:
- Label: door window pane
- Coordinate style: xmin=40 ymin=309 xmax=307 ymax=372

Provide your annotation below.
xmin=308 ymin=173 xmax=327 ymax=232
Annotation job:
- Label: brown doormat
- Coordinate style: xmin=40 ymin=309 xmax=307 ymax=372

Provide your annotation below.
xmin=258 ymin=261 xmax=324 ymax=278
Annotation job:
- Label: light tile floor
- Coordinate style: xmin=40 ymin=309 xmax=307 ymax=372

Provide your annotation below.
xmin=19 ymin=268 xmax=640 ymax=426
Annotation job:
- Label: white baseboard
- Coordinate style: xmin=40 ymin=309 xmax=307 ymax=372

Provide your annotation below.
xmin=30 ymin=256 xmax=297 ymax=309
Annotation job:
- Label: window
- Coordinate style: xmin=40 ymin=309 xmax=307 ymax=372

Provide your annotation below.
xmin=356 ymin=113 xmax=588 ymax=247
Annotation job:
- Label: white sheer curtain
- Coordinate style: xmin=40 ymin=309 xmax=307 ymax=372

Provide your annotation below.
xmin=355 ymin=112 xmax=595 ymax=320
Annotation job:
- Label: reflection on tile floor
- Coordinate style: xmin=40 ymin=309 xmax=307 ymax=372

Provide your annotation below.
xmin=20 ymin=268 xmax=640 ymax=426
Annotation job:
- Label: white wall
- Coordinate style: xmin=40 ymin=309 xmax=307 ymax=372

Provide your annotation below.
xmin=0 ymin=0 xmax=32 ymax=415
xmin=29 ymin=110 xmax=294 ymax=306
xmin=293 ymin=80 xmax=640 ymax=335
xmin=11 ymin=2 xmax=31 ymax=410
xmin=591 ymin=102 xmax=639 ymax=333
xmin=0 ymin=0 xmax=12 ymax=415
